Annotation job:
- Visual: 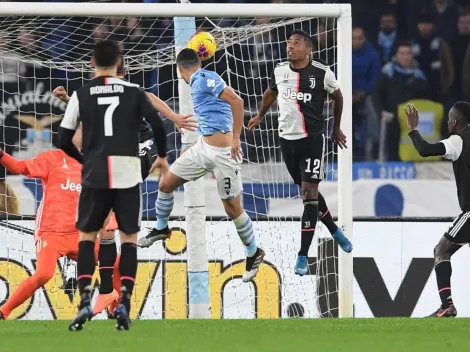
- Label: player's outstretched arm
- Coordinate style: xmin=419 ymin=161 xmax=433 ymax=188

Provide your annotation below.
xmin=0 ymin=148 xmax=50 ymax=179
xmin=248 ymin=87 xmax=278 ymax=132
xmin=138 ymin=91 xmax=169 ymax=177
xmin=406 ymin=104 xmax=447 ymax=157
xmin=58 ymin=92 xmax=83 ymax=163
xmin=145 ymin=92 xmax=197 ymax=134
xmin=219 ymin=87 xmax=244 ymax=161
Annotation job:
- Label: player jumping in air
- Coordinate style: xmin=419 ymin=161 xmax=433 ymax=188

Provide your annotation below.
xmin=52 ymin=63 xmax=195 ymax=317
xmin=60 ymin=40 xmax=168 ymax=330
xmin=248 ymin=30 xmax=352 ymax=276
xmin=0 ymin=137 xmax=121 ymax=320
xmin=406 ymin=101 xmax=470 ymax=318
xmin=139 ymin=48 xmax=264 ymax=282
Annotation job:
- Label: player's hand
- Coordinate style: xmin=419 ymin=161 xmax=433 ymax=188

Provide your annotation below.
xmin=52 ymin=86 xmax=70 ymax=103
xmin=150 ymin=156 xmax=169 ymax=181
xmin=247 ymin=115 xmax=263 ymax=132
xmin=405 ymin=103 xmax=419 ymax=131
xmin=331 ymin=128 xmax=347 ymax=149
xmin=0 ymin=146 xmax=4 ymax=158
xmin=231 ymin=137 xmax=243 ymax=163
xmin=170 ymin=113 xmax=197 ymax=135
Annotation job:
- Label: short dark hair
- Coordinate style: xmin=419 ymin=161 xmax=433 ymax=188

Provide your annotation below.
xmin=93 ymin=39 xmax=121 ymax=68
xmin=176 ymin=48 xmax=201 ymax=68
xmin=395 ymin=40 xmax=412 ymax=52
xmin=290 ymin=29 xmax=313 ymax=48
xmin=453 ymin=101 xmax=470 ymax=123
xmin=417 ymin=11 xmax=434 ymax=24
xmin=381 ymin=11 xmax=396 ymax=19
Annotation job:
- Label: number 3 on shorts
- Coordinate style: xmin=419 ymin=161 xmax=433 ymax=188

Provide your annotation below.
xmin=305 ymin=158 xmax=321 ymax=177
xmin=224 ymin=177 xmax=231 ymax=195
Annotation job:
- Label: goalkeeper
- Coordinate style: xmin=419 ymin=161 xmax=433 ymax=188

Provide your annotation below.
xmin=0 ymin=134 xmax=119 ymax=320
xmin=52 ymin=61 xmax=196 ymax=316
xmin=139 ymin=48 xmax=264 ymax=282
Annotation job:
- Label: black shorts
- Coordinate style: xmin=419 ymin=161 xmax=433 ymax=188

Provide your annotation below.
xmin=280 ymin=134 xmax=326 ymax=185
xmin=140 ymin=139 xmax=157 ymax=180
xmin=76 ymin=184 xmax=142 ymax=234
xmin=444 ymin=211 xmax=470 ymax=244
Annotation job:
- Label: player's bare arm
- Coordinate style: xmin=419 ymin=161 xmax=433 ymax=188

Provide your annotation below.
xmin=145 ymin=92 xmax=197 ymax=134
xmin=219 ymin=86 xmax=244 ymax=161
xmin=248 ymin=87 xmax=278 ymax=132
xmin=330 ymin=89 xmax=347 ymax=149
xmin=406 ymin=103 xmax=447 ymax=157
xmin=58 ymin=92 xmax=83 ymax=163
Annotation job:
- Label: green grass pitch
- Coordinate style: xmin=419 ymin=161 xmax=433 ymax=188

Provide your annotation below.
xmin=1 ymin=319 xmax=469 ymax=352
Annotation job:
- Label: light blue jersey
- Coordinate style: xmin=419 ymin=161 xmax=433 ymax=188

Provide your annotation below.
xmin=189 ymin=68 xmax=232 ymax=136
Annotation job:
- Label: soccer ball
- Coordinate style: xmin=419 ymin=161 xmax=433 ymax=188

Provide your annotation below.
xmin=188 ymin=31 xmax=216 ymax=61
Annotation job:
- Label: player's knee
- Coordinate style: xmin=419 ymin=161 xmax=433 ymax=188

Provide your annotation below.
xmin=302 ymin=184 xmax=318 ymax=200
xmin=222 ymin=198 xmax=243 ymax=219
xmin=158 ymin=178 xmax=172 ymax=193
xmin=32 ymin=269 xmax=54 ymax=287
xmin=434 ymin=242 xmax=452 ymax=264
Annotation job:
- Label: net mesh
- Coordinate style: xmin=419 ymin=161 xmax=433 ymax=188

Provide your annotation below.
xmin=0 ymin=13 xmax=340 ymax=319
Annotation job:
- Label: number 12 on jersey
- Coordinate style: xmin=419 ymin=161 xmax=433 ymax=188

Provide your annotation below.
xmin=305 ymin=158 xmax=320 ymax=174
xmin=98 ymin=96 xmax=120 ymax=136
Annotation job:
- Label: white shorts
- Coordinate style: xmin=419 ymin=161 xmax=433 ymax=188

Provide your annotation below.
xmin=170 ymin=138 xmax=242 ymax=199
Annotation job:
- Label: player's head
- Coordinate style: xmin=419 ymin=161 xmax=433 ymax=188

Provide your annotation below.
xmin=287 ymin=30 xmax=313 ymax=63
xmin=176 ymin=48 xmax=202 ymax=83
xmin=91 ymin=39 xmax=122 ymax=74
xmin=448 ymin=101 xmax=470 ymax=134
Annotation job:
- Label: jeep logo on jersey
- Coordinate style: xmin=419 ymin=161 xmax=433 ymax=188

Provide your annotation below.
xmin=60 ymin=179 xmax=81 ymax=192
xmin=281 ymin=88 xmax=312 ymax=103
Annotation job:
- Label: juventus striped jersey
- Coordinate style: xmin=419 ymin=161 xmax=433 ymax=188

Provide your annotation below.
xmin=440 ymin=129 xmax=470 ymax=211
xmin=269 ymin=59 xmax=339 ymax=140
xmin=60 ymin=76 xmax=166 ymax=189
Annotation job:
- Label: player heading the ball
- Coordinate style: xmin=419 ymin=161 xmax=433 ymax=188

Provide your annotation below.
xmin=139 ymin=48 xmax=265 ymax=282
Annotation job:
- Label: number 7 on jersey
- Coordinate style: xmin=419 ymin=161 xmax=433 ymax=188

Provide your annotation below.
xmin=98 ymin=96 xmax=120 ymax=136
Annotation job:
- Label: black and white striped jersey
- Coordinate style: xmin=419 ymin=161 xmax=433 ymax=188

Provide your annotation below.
xmin=441 ymin=128 xmax=470 ymax=211
xmin=269 ymin=59 xmax=339 ymax=140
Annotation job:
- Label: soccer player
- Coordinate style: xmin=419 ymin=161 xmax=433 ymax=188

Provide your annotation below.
xmin=248 ymin=30 xmax=352 ymax=276
xmin=406 ymin=101 xmax=470 ymax=318
xmin=52 ymin=63 xmax=196 ymax=317
xmin=0 ymin=138 xmax=120 ymax=320
xmin=60 ymin=39 xmax=168 ymax=331
xmin=139 ymin=48 xmax=264 ymax=282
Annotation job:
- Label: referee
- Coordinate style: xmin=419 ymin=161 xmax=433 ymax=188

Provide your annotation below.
xmin=248 ymin=30 xmax=352 ymax=276
xmin=59 ymin=39 xmax=168 ymax=331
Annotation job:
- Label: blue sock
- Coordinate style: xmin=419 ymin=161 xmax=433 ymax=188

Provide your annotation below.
xmin=233 ymin=211 xmax=257 ymax=257
xmin=155 ymin=191 xmax=174 ymax=230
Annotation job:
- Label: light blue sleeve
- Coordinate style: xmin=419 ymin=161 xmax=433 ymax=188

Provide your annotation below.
xmin=199 ymin=72 xmax=226 ymax=97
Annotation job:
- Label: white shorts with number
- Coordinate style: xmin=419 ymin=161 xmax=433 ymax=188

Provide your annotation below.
xmin=170 ymin=138 xmax=242 ymax=199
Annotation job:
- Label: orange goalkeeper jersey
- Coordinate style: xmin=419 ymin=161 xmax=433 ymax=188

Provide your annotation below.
xmin=16 ymin=149 xmax=81 ymax=240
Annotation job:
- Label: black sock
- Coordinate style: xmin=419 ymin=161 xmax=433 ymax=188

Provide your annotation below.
xmin=98 ymin=237 xmax=117 ymax=294
xmin=77 ymin=240 xmax=96 ymax=302
xmin=299 ymin=199 xmax=319 ymax=256
xmin=435 ymin=261 xmax=453 ymax=308
xmin=119 ymin=243 xmax=138 ymax=311
xmin=318 ymin=192 xmax=338 ymax=234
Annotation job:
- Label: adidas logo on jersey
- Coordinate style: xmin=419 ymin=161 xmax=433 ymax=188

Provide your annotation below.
xmin=60 ymin=179 xmax=82 ymax=192
xmin=311 ymin=174 xmax=318 ymax=179
xmin=282 ymin=88 xmax=312 ymax=103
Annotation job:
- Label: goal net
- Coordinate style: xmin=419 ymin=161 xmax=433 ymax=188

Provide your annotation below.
xmin=0 ymin=2 xmax=352 ymax=320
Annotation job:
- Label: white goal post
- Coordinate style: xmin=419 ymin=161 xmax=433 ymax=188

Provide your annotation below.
xmin=0 ymin=2 xmax=353 ymax=318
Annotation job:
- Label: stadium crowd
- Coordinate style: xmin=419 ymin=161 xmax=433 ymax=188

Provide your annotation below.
xmin=1 ymin=0 xmax=470 ymax=165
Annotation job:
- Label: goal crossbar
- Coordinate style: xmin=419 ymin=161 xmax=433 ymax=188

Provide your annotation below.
xmin=0 ymin=2 xmax=348 ymax=18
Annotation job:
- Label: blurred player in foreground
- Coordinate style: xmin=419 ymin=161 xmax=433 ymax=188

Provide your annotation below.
xmin=139 ymin=48 xmax=264 ymax=282
xmin=52 ymin=62 xmax=196 ymax=317
xmin=248 ymin=30 xmax=352 ymax=276
xmin=0 ymin=131 xmax=120 ymax=320
xmin=406 ymin=101 xmax=470 ymax=318
xmin=60 ymin=40 xmax=168 ymax=331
